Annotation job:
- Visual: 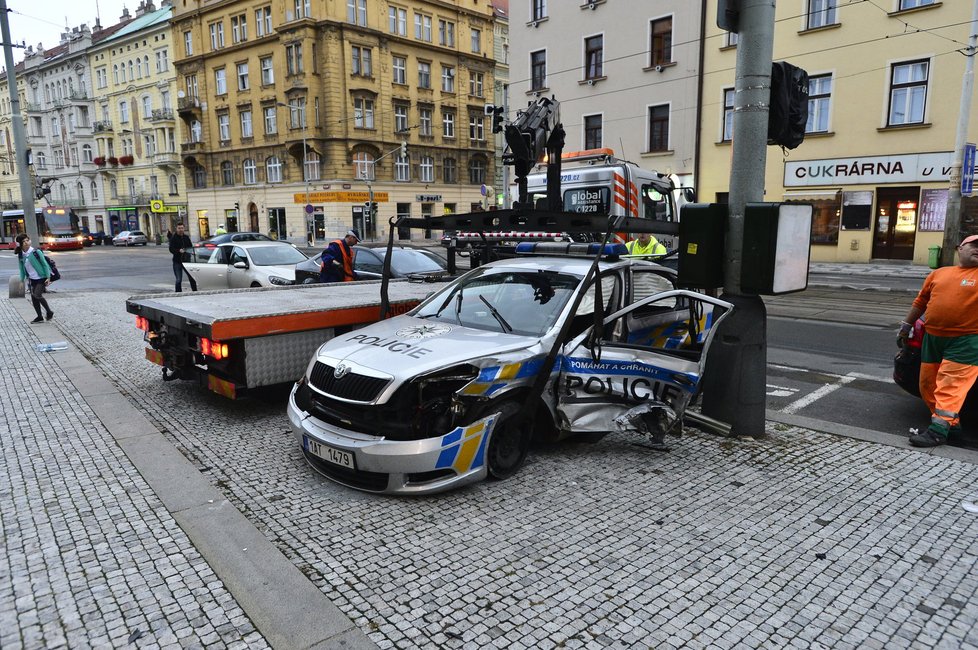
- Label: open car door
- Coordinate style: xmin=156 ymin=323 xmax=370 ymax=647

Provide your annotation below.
xmin=556 ymin=290 xmax=733 ymax=444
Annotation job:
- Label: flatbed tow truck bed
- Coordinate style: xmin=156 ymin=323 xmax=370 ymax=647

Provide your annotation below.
xmin=127 ymin=281 xmax=437 ymax=398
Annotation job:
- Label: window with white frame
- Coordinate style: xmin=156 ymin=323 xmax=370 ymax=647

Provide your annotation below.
xmin=806 ymin=74 xmax=832 ymax=133
xmin=110 ymin=179 xmax=118 ymax=197
xmin=419 ymin=156 xmax=434 ymax=182
xmin=439 ymin=19 xmax=455 ymax=46
xmin=240 ymin=109 xmax=253 ymax=137
xmin=215 ymin=68 xmax=227 ymax=94
xmin=243 ymin=158 xmax=257 ymax=184
xmin=389 ymin=7 xmax=407 ymax=35
xmin=190 ymin=119 xmax=202 ymax=142
xmin=442 ymin=65 xmax=455 ymax=92
xmin=347 ymin=0 xmax=366 ymax=25
xmin=184 ymin=31 xmax=193 ymax=56
xmin=141 ymin=95 xmax=152 ymax=118
xmin=353 ymin=46 xmax=372 ymax=76
xmin=469 ymin=72 xmax=484 ymax=97
xmin=469 ymin=115 xmax=485 ymax=142
xmin=169 ymin=174 xmax=178 ymax=194
xmin=156 ymin=49 xmax=168 ymax=72
xmin=354 ymin=97 xmax=374 ymax=128
xmin=119 ymin=100 xmax=129 ymax=122
xmin=260 ymin=57 xmax=274 ymax=85
xmin=237 ymin=62 xmax=249 ymax=90
xmin=302 ymin=151 xmax=319 ymax=181
xmin=289 ymin=98 xmax=306 ymax=128
xmin=419 ymin=107 xmax=432 ymax=136
xmin=295 ymin=0 xmax=310 ymax=20
xmin=353 ymin=151 xmax=374 ymax=180
xmin=218 ymin=113 xmax=230 ymax=141
xmin=255 ymin=7 xmax=272 ymax=36
xmin=231 ymin=15 xmax=248 ymax=43
xmin=96 ymin=67 xmax=107 ymax=88
xmin=724 ymin=31 xmax=739 ymax=47
xmin=128 ymin=178 xmax=137 ymax=198
xmin=209 ymin=22 xmax=224 ymax=50
xmin=442 ymin=110 xmax=455 ymax=137
xmin=469 ymin=157 xmax=486 ymax=184
xmin=899 ymin=0 xmax=934 ymax=8
xmin=418 ymin=61 xmax=431 ymax=88
xmin=394 ymin=104 xmax=409 ymax=133
xmin=806 ymin=0 xmax=837 ymax=30
xmin=91 ymin=181 xmax=99 ymax=200
xmin=266 ymin=156 xmax=282 ymax=182
xmin=722 ymin=88 xmax=735 ymax=141
xmin=471 ymin=28 xmax=481 ymax=53
xmin=392 ymin=56 xmax=406 ymax=84
xmin=82 ymin=144 xmax=93 ymax=162
xmin=415 ymin=13 xmax=432 ymax=41
xmin=888 ymin=60 xmax=928 ymax=126
xmin=394 ymin=153 xmax=410 ymax=181
xmin=263 ymin=106 xmax=277 ymax=134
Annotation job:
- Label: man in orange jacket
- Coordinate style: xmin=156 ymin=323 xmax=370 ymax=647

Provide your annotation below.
xmin=900 ymin=233 xmax=978 ymax=447
xmin=319 ymin=229 xmax=360 ymax=283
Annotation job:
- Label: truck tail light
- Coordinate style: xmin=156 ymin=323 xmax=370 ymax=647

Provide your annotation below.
xmin=135 ymin=316 xmax=150 ymax=331
xmin=200 ymin=337 xmax=229 ymax=360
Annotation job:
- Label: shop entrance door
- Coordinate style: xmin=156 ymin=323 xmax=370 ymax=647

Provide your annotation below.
xmin=873 ymin=187 xmax=919 ymax=260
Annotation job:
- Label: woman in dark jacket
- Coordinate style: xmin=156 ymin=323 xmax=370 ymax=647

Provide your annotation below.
xmin=15 ymin=233 xmax=54 ymax=323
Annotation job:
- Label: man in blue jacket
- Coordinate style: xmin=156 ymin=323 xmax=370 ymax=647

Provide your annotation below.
xmin=319 ymin=229 xmax=360 ymax=283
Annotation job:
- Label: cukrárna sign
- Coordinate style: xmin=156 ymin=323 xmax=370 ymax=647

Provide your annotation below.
xmin=784 ymin=152 xmax=978 ymax=187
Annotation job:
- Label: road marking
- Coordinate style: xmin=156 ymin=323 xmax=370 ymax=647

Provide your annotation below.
xmin=767 ymin=384 xmax=799 ymax=398
xmin=781 ymin=373 xmax=857 ymax=415
xmin=769 ymin=363 xmax=891 ymax=384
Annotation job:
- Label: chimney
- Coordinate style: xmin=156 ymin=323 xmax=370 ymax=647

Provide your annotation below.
xmin=120 ymin=6 xmax=131 ymax=21
xmin=135 ymin=1 xmax=146 ymax=17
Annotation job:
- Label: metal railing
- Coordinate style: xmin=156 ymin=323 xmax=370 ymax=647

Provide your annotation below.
xmin=93 ymin=120 xmax=113 ymax=133
xmin=149 ymin=108 xmax=175 ymax=122
xmin=177 ymin=96 xmax=200 ymax=111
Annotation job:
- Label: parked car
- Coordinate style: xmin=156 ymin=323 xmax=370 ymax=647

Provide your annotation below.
xmin=80 ymin=227 xmax=95 ymax=247
xmin=294 ymin=246 xmax=449 ymax=284
xmin=112 ymin=230 xmax=148 ymax=246
xmin=195 ymin=232 xmax=276 ymax=251
xmin=182 ymin=241 xmax=309 ymax=290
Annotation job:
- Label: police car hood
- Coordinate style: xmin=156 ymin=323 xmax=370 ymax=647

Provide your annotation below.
xmin=318 ymin=314 xmax=540 ymax=375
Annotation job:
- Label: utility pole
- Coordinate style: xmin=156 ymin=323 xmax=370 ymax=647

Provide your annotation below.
xmin=940 ymin=0 xmax=978 ymax=266
xmin=701 ymin=0 xmax=776 ymax=436
xmin=502 ymin=83 xmax=510 ymax=209
xmin=1 ymin=0 xmax=36 ymax=242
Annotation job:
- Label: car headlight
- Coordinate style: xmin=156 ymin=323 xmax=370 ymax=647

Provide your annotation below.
xmin=268 ymin=275 xmax=294 ymax=286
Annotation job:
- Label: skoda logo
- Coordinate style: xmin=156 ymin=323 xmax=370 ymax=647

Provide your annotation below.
xmin=333 ymin=363 xmax=351 ymax=379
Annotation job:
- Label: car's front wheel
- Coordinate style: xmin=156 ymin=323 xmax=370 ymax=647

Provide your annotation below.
xmin=484 ymin=401 xmax=532 ymax=480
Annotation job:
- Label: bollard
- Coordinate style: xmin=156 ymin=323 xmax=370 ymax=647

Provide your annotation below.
xmin=8 ymin=273 xmax=24 ymax=299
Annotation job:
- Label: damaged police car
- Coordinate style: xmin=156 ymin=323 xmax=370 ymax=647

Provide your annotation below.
xmin=288 ymin=243 xmax=732 ymax=494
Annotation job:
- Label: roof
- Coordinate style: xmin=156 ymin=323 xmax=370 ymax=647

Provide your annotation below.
xmin=490 ymin=0 xmax=508 ymax=18
xmin=98 ymin=6 xmax=172 ymax=43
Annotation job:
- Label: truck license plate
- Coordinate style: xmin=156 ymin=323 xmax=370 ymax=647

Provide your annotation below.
xmin=304 ymin=436 xmax=354 ymax=469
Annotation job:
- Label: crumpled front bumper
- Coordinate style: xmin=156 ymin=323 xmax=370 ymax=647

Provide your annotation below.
xmin=287 ymin=384 xmax=497 ymax=495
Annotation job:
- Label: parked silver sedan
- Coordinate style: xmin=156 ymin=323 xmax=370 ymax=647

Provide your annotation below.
xmin=183 ymin=241 xmax=310 ymax=290
xmin=112 ymin=230 xmax=149 ymax=246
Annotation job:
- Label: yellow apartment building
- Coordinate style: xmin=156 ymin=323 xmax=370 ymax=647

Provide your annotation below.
xmin=172 ymin=0 xmax=497 ymax=245
xmin=89 ymin=2 xmax=187 ymax=239
xmin=699 ymin=1 xmax=978 ymax=265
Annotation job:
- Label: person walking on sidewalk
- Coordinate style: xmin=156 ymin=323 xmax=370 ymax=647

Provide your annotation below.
xmin=319 ymin=229 xmax=360 ymax=283
xmin=15 ymin=233 xmax=54 ymax=323
xmin=900 ymin=233 xmax=978 ymax=447
xmin=168 ymin=223 xmax=197 ymax=292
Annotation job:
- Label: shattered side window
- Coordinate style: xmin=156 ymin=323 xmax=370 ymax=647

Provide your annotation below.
xmin=630 ymin=268 xmax=675 ymax=306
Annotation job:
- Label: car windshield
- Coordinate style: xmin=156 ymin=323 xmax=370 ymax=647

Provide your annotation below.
xmin=414 ymin=267 xmax=581 ymax=337
xmin=390 ymin=249 xmax=447 ymax=274
xmin=247 ymin=244 xmax=308 ymax=266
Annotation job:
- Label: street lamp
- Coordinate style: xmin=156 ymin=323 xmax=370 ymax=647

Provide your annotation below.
xmin=277 ymin=101 xmax=310 ymax=244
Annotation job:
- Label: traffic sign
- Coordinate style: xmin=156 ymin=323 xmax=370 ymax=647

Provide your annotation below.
xmin=304 ymin=203 xmax=314 ymax=214
xmin=963 ymin=143 xmax=976 ymax=196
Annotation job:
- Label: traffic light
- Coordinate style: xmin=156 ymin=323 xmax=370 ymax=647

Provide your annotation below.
xmin=34 ymin=186 xmax=51 ymax=200
xmin=400 ymin=141 xmax=407 ymax=157
xmin=234 ymin=202 xmax=240 ymax=211
xmin=490 ymin=106 xmax=505 ymax=134
xmin=369 ymin=202 xmax=378 ymax=220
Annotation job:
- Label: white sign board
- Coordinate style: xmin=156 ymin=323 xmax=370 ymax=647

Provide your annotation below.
xmin=784 ymin=151 xmax=978 ymax=187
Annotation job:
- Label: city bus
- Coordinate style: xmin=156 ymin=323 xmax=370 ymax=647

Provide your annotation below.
xmin=1 ymin=206 xmax=84 ymax=250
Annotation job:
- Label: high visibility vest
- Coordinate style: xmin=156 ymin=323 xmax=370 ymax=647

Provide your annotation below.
xmin=324 ymin=239 xmax=355 ymax=281
xmin=626 ymin=237 xmax=666 ymax=256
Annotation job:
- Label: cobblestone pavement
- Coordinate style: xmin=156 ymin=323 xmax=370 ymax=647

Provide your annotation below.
xmin=0 ymin=298 xmax=269 ymax=649
xmin=6 ymin=289 xmax=978 ymax=649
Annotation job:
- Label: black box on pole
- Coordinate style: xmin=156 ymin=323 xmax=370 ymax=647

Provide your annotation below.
xmin=678 ymin=203 xmax=726 ymax=288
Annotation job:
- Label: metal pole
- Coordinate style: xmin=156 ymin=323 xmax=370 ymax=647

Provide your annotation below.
xmin=940 ymin=0 xmax=978 ymax=266
xmin=303 ymin=106 xmax=310 ymax=246
xmin=1 ymin=0 xmax=37 ymax=243
xmin=701 ymin=0 xmax=776 ymax=436
xmin=502 ymin=83 xmax=510 ymax=209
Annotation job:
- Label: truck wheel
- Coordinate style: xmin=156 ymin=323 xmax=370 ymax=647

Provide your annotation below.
xmin=485 ymin=401 xmax=531 ymax=480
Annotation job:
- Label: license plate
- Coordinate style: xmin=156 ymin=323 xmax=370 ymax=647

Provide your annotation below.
xmin=304 ymin=436 xmax=355 ymax=469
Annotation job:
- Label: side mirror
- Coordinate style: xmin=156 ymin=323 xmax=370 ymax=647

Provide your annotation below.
xmin=682 ymin=187 xmax=696 ymax=202
xmin=233 ymin=261 xmax=248 ymax=269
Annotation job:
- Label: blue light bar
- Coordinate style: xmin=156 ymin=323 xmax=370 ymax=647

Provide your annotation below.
xmin=515 ymin=241 xmax=628 ymax=258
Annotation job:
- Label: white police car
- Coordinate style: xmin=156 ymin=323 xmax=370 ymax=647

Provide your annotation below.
xmin=287 ymin=243 xmax=732 ymax=494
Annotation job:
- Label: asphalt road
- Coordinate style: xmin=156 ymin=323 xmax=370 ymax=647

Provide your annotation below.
xmin=3 ymin=245 xmax=959 ymax=446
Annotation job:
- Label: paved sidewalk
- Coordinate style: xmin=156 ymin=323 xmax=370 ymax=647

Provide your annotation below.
xmin=3 ymin=287 xmax=978 ymax=649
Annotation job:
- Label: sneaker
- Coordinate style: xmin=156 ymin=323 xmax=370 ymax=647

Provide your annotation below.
xmin=910 ymin=428 xmax=947 ymax=448
xmin=45 ymin=311 xmax=54 ymax=321
xmin=30 ymin=316 xmax=43 ymax=324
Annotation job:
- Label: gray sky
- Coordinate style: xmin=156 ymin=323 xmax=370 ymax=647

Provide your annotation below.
xmin=7 ymin=0 xmax=132 ymax=60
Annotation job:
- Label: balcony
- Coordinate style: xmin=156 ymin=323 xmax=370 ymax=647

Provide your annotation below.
xmin=23 ymin=102 xmax=42 ymax=113
xmin=147 ymin=108 xmax=175 ymax=123
xmin=93 ymin=120 xmax=113 ymax=133
xmin=177 ymin=96 xmax=200 ymax=114
xmin=116 ymin=193 xmax=150 ymax=206
xmin=153 ymin=151 xmax=180 ymax=167
xmin=181 ymin=141 xmax=204 ymax=153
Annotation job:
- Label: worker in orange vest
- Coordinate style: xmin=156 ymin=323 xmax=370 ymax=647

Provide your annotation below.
xmin=320 ymin=229 xmax=360 ymax=282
